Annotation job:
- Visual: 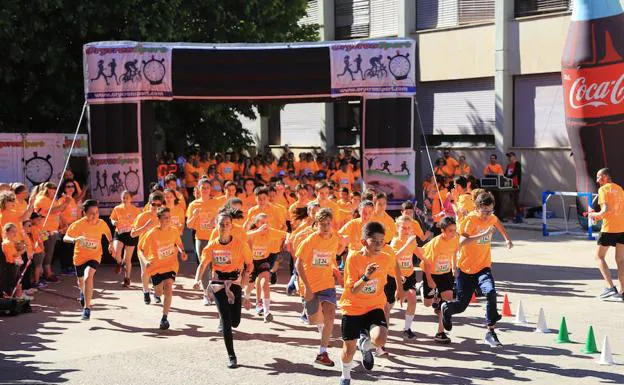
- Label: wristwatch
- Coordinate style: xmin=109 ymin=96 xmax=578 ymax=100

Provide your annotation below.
xmin=361 ymin=274 xmax=370 ymax=282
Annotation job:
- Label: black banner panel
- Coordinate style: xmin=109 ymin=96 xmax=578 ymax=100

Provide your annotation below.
xmin=172 ymin=48 xmax=331 ymax=97
xmin=89 ymin=103 xmax=138 ymax=154
xmin=364 ymin=98 xmax=412 ymax=149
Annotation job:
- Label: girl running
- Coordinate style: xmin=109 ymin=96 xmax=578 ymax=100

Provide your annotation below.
xmin=197 ymin=211 xmax=253 ymax=369
xmin=63 ymin=200 xmax=113 ymax=320
xmin=164 ymin=188 xmax=186 ymax=234
xmin=110 ymin=191 xmax=141 ymax=287
xmin=139 ymin=207 xmax=187 ymax=330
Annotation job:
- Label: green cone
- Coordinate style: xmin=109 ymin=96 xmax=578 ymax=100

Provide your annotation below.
xmin=556 ymin=316 xmax=571 ymax=343
xmin=581 ymin=326 xmax=598 ymax=354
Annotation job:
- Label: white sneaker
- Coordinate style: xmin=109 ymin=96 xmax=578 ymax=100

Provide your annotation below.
xmin=19 ymin=294 xmax=34 ymax=301
xmin=203 ymin=295 xmax=212 ymax=306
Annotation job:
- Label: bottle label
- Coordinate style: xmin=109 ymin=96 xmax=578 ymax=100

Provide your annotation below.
xmin=562 ymin=63 xmax=624 ymax=119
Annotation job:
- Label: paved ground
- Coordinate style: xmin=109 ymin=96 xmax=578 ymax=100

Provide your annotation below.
xmin=1 ymin=228 xmax=623 ymax=385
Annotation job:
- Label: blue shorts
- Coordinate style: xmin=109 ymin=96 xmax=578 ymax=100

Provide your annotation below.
xmin=304 ymin=288 xmax=337 ymax=315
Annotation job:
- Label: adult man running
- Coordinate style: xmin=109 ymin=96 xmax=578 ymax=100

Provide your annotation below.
xmin=588 ymin=168 xmax=624 ymax=300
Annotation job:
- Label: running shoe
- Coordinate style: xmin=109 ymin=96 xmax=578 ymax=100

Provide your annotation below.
xmin=264 ymin=312 xmax=274 ymax=323
xmin=599 ymin=287 xmax=618 ymax=299
xmin=484 ymin=330 xmax=502 ymax=347
xmin=357 ymin=336 xmax=374 ymax=370
xmin=286 ymin=274 xmax=297 ymax=296
xmin=255 ymin=305 xmax=264 ymax=316
xmin=19 ymin=294 xmax=34 ymax=301
xmin=339 ymin=379 xmax=351 ymax=385
xmin=270 ymin=271 xmax=277 ymax=285
xmin=36 ymin=281 xmax=47 ymax=289
xmin=159 ymin=318 xmax=170 ymax=330
xmin=441 ymin=302 xmax=453 ymax=331
xmin=81 ymin=308 xmax=91 ymax=320
xmin=374 ymin=346 xmax=388 ymax=357
xmin=143 ymin=292 xmax=151 ymax=305
xmin=46 ymin=275 xmax=59 ymax=283
xmin=315 ymin=352 xmax=335 ymax=367
xmin=434 ymin=332 xmax=451 ymax=344
xmin=217 ymin=320 xmax=224 ymax=334
xmin=299 ymin=313 xmax=309 ymax=324
xmin=25 ymin=288 xmax=37 ymax=295
xmin=227 ymin=356 xmax=238 ymax=369
xmin=114 ymin=263 xmax=122 ymax=275
xmin=154 ymin=295 xmax=162 ymax=304
xmin=122 ymin=278 xmax=130 ymax=287
xmin=203 ymin=295 xmax=212 ymax=306
xmin=402 ymin=328 xmax=416 ymax=339
xmin=79 ymin=292 xmax=85 ymax=307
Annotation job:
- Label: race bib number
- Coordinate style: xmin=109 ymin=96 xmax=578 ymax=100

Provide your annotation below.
xmin=199 ymin=215 xmax=213 ymax=231
xmin=340 ymin=178 xmax=349 ymax=186
xmin=80 ymin=237 xmax=98 ymax=250
xmin=118 ymin=224 xmax=131 ymax=234
xmin=224 ymin=167 xmax=232 ymax=174
xmin=70 ymin=208 xmax=79 ymax=219
xmin=362 ymin=279 xmax=378 ymax=295
xmin=399 ymin=255 xmax=412 ymax=270
xmin=253 ymin=246 xmax=267 ymax=259
xmin=435 ymin=259 xmax=451 ymax=274
xmin=312 ymin=250 xmax=331 ymax=267
xmin=476 ymin=233 xmax=491 ymax=245
xmin=213 ymin=250 xmax=232 ymax=266
xmin=157 ymin=245 xmax=175 ymax=260
xmin=170 ymin=216 xmax=181 ymax=226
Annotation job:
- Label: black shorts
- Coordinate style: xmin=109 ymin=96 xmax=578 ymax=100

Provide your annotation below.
xmin=75 ymin=260 xmax=100 ymax=278
xmin=597 ymin=232 xmax=624 ymax=247
xmin=113 ymin=231 xmax=139 ymax=247
xmin=341 ymin=309 xmax=388 ymax=341
xmin=250 ymin=253 xmax=277 ymax=282
xmin=402 ymin=272 xmax=418 ymax=292
xmin=384 ymin=275 xmax=397 ymax=304
xmin=422 ymin=271 xmax=454 ymax=299
xmin=151 ymin=271 xmax=176 ymax=286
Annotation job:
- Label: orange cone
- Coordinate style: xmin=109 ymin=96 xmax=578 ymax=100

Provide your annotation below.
xmin=502 ymin=294 xmax=513 ymax=317
xmin=470 ymin=292 xmax=477 ymax=304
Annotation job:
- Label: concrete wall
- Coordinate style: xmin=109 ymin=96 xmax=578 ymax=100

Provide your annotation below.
xmin=416 ymin=23 xmax=495 ymax=81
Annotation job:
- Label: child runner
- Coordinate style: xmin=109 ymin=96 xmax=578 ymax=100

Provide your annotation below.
xmin=420 ymin=216 xmax=459 ymax=344
xmin=139 ymin=207 xmax=187 ymax=330
xmin=63 ymin=200 xmax=113 ymax=320
xmin=197 ymin=211 xmax=253 ymax=369
xmin=295 ymin=208 xmax=345 ymax=367
xmin=2 ymin=223 xmax=27 ymax=299
xmin=110 ymin=190 xmax=141 ymax=287
xmin=338 ymin=221 xmax=402 ymax=385
xmin=441 ymin=192 xmax=513 ymax=347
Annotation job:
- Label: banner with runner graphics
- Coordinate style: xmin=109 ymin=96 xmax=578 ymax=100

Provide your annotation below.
xmin=84 ymin=43 xmax=173 ymax=103
xmin=363 ymin=148 xmax=416 ymax=200
xmin=329 ymin=39 xmax=416 ymax=97
xmin=0 ymin=133 xmax=89 ymax=188
xmin=89 ymin=153 xmax=144 ymax=213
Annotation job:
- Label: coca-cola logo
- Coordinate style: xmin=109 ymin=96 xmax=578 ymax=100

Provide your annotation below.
xmin=569 ymin=74 xmax=624 ymax=109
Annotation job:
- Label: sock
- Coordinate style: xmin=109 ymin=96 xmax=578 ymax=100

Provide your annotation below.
xmin=404 ymin=314 xmax=414 ymax=330
xmin=341 ymin=360 xmax=352 ymax=380
xmin=317 ymin=324 xmax=324 ymax=333
xmin=319 ymin=346 xmax=327 ymax=354
xmin=263 ymin=298 xmax=270 ymax=315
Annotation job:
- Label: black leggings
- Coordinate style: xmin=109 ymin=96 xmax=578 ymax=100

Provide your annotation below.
xmin=213 ymin=284 xmax=242 ymax=359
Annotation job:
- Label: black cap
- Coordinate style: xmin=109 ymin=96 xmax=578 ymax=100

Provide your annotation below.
xmin=30 ymin=212 xmax=43 ymax=220
xmin=506 ymin=152 xmax=516 ymax=157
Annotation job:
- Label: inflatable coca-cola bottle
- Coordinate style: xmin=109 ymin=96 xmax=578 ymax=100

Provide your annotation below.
xmin=561 ymin=0 xmax=624 ymax=215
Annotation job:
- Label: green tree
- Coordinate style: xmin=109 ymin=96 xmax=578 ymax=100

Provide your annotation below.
xmin=0 ymin=0 xmax=318 ymax=151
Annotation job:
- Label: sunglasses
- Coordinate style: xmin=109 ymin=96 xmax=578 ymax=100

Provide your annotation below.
xmin=151 ymin=203 xmax=163 ymax=207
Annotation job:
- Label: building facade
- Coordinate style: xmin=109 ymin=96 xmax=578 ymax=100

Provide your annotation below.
xmin=242 ymin=0 xmax=591 ymax=212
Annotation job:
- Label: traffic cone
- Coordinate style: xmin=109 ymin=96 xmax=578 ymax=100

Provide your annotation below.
xmin=597 ymin=336 xmax=616 ymax=365
xmin=470 ymin=292 xmax=477 ymax=304
xmin=535 ymin=307 xmax=550 ymax=333
xmin=556 ymin=316 xmax=571 ymax=343
xmin=514 ymin=300 xmax=527 ymax=324
xmin=581 ymin=326 xmax=598 ymax=354
xmin=502 ymin=294 xmax=513 ymax=317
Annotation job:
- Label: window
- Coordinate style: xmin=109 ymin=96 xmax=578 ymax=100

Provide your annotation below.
xmin=515 ymin=0 xmax=571 ymax=18
xmin=335 ymin=0 xmax=371 ymax=40
xmin=416 ymin=0 xmax=495 ymax=30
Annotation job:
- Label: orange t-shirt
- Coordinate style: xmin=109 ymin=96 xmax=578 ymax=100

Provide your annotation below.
xmin=217 ymin=162 xmax=237 ymax=181
xmin=132 ymin=211 xmax=158 ymax=248
xmin=2 ymin=240 xmax=18 ymax=264
xmin=390 ymin=236 xmax=418 ymax=277
xmin=60 ymin=197 xmax=81 ymax=231
xmin=338 ymin=250 xmax=392 ymax=316
xmin=110 ymin=203 xmax=141 ymax=234
xmin=240 ymin=193 xmax=256 ymax=212
xmin=339 ymin=218 xmax=364 ymax=252
xmin=455 ymin=164 xmax=471 ymax=176
xmin=332 ymin=170 xmax=354 ymax=190
xmin=31 ymin=224 xmax=44 ymax=253
xmin=186 ymin=198 xmax=220 ymax=240
xmin=483 ymin=163 xmax=504 ymax=175
xmin=200 ymin=238 xmax=253 ymax=274
xmin=245 ymin=204 xmax=285 ymax=231
xmin=248 ymin=228 xmax=287 ymax=260
xmin=168 ymin=204 xmax=186 ymax=234
xmin=597 ymin=182 xmax=624 ymax=233
xmin=372 ymin=211 xmax=397 ymax=243
xmin=209 ymin=223 xmax=248 ymax=243
xmin=405 ymin=217 xmax=426 ymax=241
xmin=34 ymin=195 xmax=61 ymax=232
xmin=296 ymin=232 xmax=340 ymax=293
xmin=0 ymin=209 xmax=24 ymax=242
xmin=184 ymin=163 xmax=204 ymax=188
xmin=432 ymin=189 xmax=449 ymax=223
xmin=66 ymin=217 xmax=112 ymax=265
xmin=457 ymin=212 xmax=498 ymax=273
xmin=420 ymin=233 xmax=459 ymax=275
xmin=140 ymin=226 xmax=183 ymax=276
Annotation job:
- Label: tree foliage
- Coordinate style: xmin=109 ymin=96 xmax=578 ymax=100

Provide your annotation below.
xmin=0 ymin=0 xmax=318 ymax=151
